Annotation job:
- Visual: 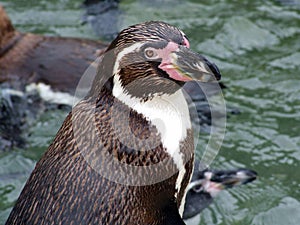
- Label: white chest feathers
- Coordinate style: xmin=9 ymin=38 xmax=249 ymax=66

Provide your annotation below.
xmin=112 ymin=75 xmax=192 ymax=170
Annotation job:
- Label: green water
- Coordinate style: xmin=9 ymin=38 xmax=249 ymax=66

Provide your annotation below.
xmin=0 ymin=0 xmax=299 ymax=224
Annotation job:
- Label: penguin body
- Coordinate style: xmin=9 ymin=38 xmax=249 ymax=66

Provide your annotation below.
xmin=7 ymin=81 xmax=193 ymax=225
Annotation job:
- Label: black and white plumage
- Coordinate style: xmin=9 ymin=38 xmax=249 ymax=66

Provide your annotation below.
xmin=6 ymin=21 xmax=221 ymax=225
xmin=183 ymin=160 xmax=257 ymax=219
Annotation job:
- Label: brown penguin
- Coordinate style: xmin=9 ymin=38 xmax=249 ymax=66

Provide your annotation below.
xmin=0 ymin=5 xmax=106 ymax=93
xmin=6 ymin=21 xmax=221 ymax=225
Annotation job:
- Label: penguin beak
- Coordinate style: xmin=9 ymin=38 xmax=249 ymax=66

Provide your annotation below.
xmin=208 ymin=169 xmax=258 ymax=189
xmin=159 ymin=45 xmax=221 ymax=82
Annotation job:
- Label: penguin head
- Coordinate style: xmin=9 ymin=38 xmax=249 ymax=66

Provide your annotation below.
xmin=96 ymin=21 xmax=221 ymax=100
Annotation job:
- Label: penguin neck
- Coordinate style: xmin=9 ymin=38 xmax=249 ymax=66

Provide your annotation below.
xmin=112 ymin=74 xmax=192 ymax=171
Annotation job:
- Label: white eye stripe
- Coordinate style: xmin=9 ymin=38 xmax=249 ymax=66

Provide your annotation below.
xmin=113 ymin=42 xmax=145 ymax=75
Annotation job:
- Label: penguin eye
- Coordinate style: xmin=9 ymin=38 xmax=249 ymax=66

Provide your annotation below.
xmin=144 ymin=47 xmax=158 ymax=59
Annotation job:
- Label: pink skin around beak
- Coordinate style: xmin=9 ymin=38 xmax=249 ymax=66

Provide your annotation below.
xmin=183 ymin=36 xmax=190 ymax=48
xmin=202 ymin=180 xmax=224 ymax=198
xmin=156 ymin=37 xmax=219 ymax=83
xmin=157 ymin=42 xmax=193 ymax=82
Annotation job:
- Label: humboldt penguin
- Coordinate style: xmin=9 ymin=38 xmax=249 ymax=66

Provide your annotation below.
xmin=6 ymin=21 xmax=221 ymax=225
xmin=183 ymin=160 xmax=257 ymax=219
